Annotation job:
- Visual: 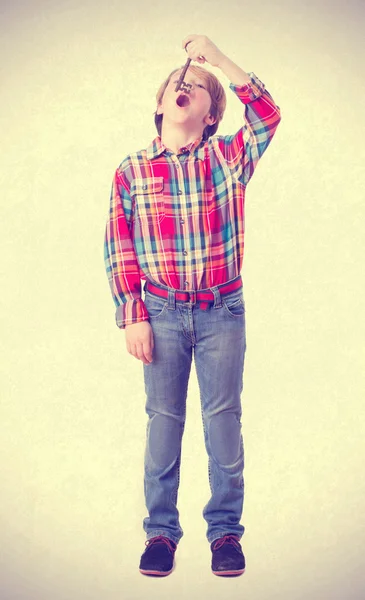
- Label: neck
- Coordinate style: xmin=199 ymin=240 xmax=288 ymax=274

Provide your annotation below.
xmin=160 ymin=123 xmax=204 ymax=155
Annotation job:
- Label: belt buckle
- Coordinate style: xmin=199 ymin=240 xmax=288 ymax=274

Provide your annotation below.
xmin=187 ymin=290 xmax=196 ymax=305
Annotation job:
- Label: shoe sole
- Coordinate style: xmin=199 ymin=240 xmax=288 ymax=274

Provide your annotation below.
xmin=212 ymin=568 xmax=245 ymax=576
xmin=139 ymin=568 xmax=173 ymax=576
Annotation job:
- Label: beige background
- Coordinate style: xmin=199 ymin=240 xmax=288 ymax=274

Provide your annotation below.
xmin=1 ymin=0 xmax=364 ymax=598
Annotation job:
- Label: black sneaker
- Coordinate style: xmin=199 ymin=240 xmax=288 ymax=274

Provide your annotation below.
xmin=210 ymin=534 xmax=245 ymax=576
xmin=139 ymin=535 xmax=177 ymax=576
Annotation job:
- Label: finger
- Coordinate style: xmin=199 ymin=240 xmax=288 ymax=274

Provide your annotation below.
xmin=185 ymin=45 xmax=205 ymax=64
xmin=128 ymin=343 xmax=137 ymax=357
xmin=144 ymin=340 xmax=153 ymax=363
xmin=182 ymin=34 xmax=197 ymax=50
xmin=185 ymin=42 xmax=198 ymax=56
xmin=136 ymin=343 xmax=149 ymax=364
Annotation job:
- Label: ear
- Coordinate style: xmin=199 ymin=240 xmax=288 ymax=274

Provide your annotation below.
xmin=205 ymin=114 xmax=216 ymax=126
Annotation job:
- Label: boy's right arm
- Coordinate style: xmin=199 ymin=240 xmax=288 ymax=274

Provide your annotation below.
xmin=104 ymin=166 xmax=150 ymax=328
xmin=104 ymin=167 xmax=154 ymax=363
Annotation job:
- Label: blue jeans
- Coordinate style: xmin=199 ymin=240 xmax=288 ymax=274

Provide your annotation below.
xmin=142 ymin=276 xmax=247 ymax=545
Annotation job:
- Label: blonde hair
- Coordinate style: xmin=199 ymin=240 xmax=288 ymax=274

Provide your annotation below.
xmin=154 ymin=64 xmax=227 ymax=141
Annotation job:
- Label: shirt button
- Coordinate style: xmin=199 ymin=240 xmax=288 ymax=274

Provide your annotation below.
xmin=178 ymin=190 xmax=183 ymax=195
xmin=183 ymin=250 xmax=188 ymax=255
xmin=142 ymin=184 xmax=147 ymax=190
xmin=184 ymin=281 xmax=189 ymax=287
xmin=180 ymin=219 xmax=185 ymax=224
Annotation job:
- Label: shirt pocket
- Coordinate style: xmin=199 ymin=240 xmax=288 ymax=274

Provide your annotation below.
xmin=130 ymin=177 xmax=165 ymax=223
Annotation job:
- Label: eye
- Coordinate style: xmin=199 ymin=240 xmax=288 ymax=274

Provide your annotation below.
xmin=172 ymin=79 xmax=205 ymax=89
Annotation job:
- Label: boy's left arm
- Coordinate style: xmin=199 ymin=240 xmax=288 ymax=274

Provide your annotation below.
xmin=218 ymin=54 xmax=282 ymax=186
xmin=182 ymin=35 xmax=282 ymax=186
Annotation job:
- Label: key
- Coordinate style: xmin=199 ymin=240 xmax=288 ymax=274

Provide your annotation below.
xmin=175 ymin=58 xmax=192 ymax=93
xmin=175 ymin=41 xmax=194 ymax=93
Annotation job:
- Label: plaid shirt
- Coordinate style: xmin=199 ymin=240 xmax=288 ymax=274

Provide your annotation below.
xmin=104 ymin=72 xmax=281 ymax=329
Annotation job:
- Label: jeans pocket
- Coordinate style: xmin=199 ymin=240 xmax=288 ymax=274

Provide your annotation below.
xmin=145 ymin=292 xmax=168 ymax=319
xmin=222 ymin=292 xmax=245 ymax=318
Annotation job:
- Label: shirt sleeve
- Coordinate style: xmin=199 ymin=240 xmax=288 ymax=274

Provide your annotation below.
xmin=216 ymin=72 xmax=282 ymax=186
xmin=104 ymin=166 xmax=149 ymax=329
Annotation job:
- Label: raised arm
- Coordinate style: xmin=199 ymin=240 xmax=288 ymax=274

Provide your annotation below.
xmin=217 ymin=56 xmax=282 ymax=186
xmin=181 ymin=34 xmax=282 ymax=186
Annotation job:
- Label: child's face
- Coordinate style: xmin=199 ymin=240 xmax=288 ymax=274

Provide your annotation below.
xmin=157 ymin=67 xmax=215 ymax=129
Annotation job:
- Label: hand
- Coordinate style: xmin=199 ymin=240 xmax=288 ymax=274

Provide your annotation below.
xmin=181 ymin=34 xmax=226 ymax=68
xmin=125 ymin=321 xmax=154 ymax=365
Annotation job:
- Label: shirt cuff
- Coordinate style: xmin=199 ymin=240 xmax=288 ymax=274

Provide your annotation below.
xmin=115 ymin=298 xmax=149 ymax=329
xmin=229 ymin=72 xmax=266 ymax=103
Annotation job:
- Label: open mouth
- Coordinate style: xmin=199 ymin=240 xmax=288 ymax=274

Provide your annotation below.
xmin=176 ymin=94 xmax=191 ymax=108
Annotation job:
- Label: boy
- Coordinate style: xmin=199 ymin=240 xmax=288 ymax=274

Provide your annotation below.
xmin=104 ymin=34 xmax=281 ymax=577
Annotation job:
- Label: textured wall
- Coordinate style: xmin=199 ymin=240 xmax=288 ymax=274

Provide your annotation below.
xmin=1 ymin=0 xmax=364 ymax=598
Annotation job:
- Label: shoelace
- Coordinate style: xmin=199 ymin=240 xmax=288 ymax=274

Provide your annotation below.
xmin=145 ymin=535 xmax=176 ymax=554
xmin=213 ymin=534 xmax=240 ymax=551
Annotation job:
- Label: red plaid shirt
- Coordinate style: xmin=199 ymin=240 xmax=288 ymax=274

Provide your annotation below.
xmin=104 ymin=72 xmax=281 ymax=328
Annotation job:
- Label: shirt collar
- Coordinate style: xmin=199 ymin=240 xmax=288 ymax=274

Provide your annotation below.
xmin=146 ymin=135 xmax=206 ymax=161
